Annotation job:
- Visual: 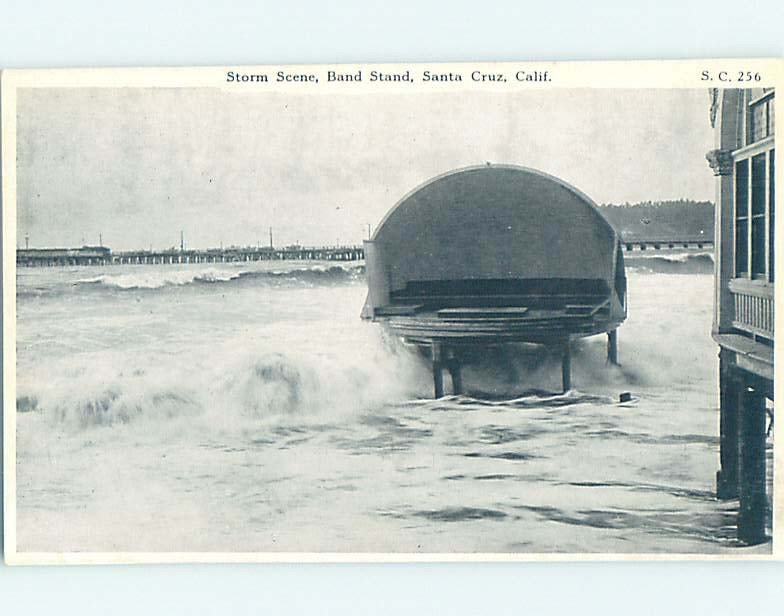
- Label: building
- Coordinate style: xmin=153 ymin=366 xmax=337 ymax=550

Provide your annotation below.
xmin=706 ymin=87 xmax=775 ymax=544
xmin=362 ymin=164 xmax=627 ymax=397
xmin=16 ymin=245 xmax=112 ymax=267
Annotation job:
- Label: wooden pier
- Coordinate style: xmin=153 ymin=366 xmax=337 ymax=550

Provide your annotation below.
xmin=16 ymin=245 xmax=365 ymax=267
xmin=16 ymin=236 xmax=711 ymax=269
xmin=621 ymin=237 xmax=713 ymax=253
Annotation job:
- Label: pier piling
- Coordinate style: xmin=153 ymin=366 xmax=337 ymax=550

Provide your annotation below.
xmin=447 ymin=350 xmax=463 ymax=396
xmin=561 ymin=341 xmax=572 ymax=393
xmin=431 ymin=342 xmax=445 ymax=398
xmin=607 ymin=329 xmax=619 ymax=365
xmin=717 ymin=351 xmax=740 ymax=499
xmin=737 ymin=382 xmax=767 ymax=545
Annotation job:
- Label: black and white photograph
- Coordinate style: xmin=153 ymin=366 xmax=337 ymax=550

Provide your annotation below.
xmin=2 ymin=61 xmax=780 ymax=561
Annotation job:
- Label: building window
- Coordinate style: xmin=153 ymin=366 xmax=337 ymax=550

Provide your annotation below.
xmin=734 ymin=90 xmax=775 ymax=281
xmin=747 ymin=90 xmax=775 ymax=145
xmin=751 ymin=154 xmax=767 ymax=277
xmin=735 ymin=159 xmax=749 ymax=276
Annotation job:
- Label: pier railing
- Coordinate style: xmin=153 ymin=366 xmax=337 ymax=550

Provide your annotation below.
xmin=728 ymin=278 xmax=774 ymax=340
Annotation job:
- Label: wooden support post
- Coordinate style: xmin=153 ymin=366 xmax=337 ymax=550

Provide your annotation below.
xmin=561 ymin=341 xmax=571 ymax=393
xmin=716 ymin=351 xmax=740 ymax=499
xmin=737 ymin=381 xmax=767 ymax=545
xmin=607 ymin=329 xmax=619 ymax=365
xmin=447 ymin=351 xmax=463 ymax=396
xmin=431 ymin=341 xmax=444 ymax=399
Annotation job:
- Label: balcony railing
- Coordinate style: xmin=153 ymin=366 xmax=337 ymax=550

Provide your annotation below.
xmin=729 ymin=278 xmax=774 ymax=339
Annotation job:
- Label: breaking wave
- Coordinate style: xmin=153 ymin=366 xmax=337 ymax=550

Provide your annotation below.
xmin=77 ymin=264 xmax=365 ymax=290
xmin=625 ymin=252 xmax=713 ymax=274
xmin=18 ymin=263 xmax=365 ymax=298
xmin=16 ymin=269 xmax=716 ymax=435
xmin=77 ymin=268 xmax=243 ymax=289
xmin=15 ymin=332 xmax=430 ymax=431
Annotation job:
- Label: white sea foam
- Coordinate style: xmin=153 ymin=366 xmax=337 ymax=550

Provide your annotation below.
xmin=626 ymin=251 xmax=714 ymax=263
xmin=17 ymin=273 xmax=713 ymax=430
xmin=76 ymin=268 xmax=244 ymax=289
xmin=66 ymin=262 xmax=364 ymax=292
xmin=16 ymin=317 xmax=428 ymax=432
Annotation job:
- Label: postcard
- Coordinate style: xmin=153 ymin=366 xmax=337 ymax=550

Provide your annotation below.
xmin=2 ymin=59 xmax=781 ymax=564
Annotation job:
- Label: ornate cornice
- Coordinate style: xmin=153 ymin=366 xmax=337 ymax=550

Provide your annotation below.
xmin=706 ymin=148 xmax=734 ymax=176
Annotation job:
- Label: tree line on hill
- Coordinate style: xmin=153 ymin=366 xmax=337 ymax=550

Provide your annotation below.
xmin=597 ymin=199 xmax=714 ymax=240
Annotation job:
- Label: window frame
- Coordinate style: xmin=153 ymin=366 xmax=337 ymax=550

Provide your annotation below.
xmin=733 ymin=89 xmax=775 ymax=284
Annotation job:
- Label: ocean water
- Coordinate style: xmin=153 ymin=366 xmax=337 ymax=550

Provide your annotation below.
xmin=14 ymin=255 xmax=773 ymax=554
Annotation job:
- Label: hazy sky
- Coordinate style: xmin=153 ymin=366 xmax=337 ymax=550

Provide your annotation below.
xmin=17 ymin=87 xmax=715 ymax=250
